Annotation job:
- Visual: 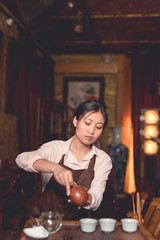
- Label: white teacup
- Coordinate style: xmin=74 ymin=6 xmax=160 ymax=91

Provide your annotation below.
xmin=80 ymin=218 xmax=97 ymax=233
xmin=99 ymin=218 xmax=117 ymax=232
xmin=121 ymin=218 xmax=138 ymax=232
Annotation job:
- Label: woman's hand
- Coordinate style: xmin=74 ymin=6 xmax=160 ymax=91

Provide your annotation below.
xmin=84 ymin=192 xmax=92 ymax=206
xmin=33 ymin=159 xmax=74 ymax=196
xmin=53 ymin=164 xmax=74 ymax=196
xmin=68 ymin=187 xmax=92 ymax=209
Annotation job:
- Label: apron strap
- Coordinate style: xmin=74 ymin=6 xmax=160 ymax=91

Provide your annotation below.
xmin=59 ymin=154 xmax=65 ymax=165
xmin=59 ymin=153 xmax=96 ymax=170
xmin=87 ymin=154 xmax=96 ymax=170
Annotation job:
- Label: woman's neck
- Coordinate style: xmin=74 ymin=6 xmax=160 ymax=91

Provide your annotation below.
xmin=70 ymin=136 xmax=92 ymax=161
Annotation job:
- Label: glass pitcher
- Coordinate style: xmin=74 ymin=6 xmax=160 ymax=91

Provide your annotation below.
xmin=30 ymin=211 xmax=64 ymax=234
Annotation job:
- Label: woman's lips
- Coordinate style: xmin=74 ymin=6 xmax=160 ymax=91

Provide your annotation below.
xmin=85 ymin=136 xmax=92 ymax=141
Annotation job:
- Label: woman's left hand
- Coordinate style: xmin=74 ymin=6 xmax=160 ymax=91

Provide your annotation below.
xmin=68 ymin=192 xmax=92 ymax=209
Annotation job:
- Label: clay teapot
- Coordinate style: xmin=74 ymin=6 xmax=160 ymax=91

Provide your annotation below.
xmin=70 ymin=184 xmax=89 ymax=206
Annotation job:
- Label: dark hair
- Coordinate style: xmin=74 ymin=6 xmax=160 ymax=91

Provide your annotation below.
xmin=74 ymin=100 xmax=108 ymax=128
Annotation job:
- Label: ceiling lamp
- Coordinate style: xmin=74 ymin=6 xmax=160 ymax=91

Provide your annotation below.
xmin=68 ymin=0 xmax=74 ymax=8
xmin=74 ymin=11 xmax=83 ymax=33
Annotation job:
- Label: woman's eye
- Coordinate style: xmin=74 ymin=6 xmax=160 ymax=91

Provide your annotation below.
xmin=85 ymin=122 xmax=90 ymax=125
xmin=96 ymin=125 xmax=103 ymax=130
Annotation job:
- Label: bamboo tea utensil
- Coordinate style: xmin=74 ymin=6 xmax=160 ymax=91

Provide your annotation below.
xmin=132 ymin=193 xmax=136 ymax=214
xmin=136 ymin=192 xmax=142 ymax=223
xmin=127 ymin=193 xmax=138 ymax=220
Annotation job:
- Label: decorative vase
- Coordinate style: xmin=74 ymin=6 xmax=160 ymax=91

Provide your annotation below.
xmin=108 ymin=126 xmax=128 ymax=196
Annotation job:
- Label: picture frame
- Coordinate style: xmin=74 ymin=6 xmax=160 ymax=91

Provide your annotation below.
xmin=63 ymin=76 xmax=105 ymax=109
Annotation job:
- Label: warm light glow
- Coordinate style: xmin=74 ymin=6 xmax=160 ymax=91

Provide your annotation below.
xmin=68 ymin=0 xmax=74 ymax=8
xmin=144 ymin=140 xmax=159 ymax=155
xmin=124 ymin=127 xmax=136 ymax=194
xmin=74 ymin=11 xmax=84 ymax=33
xmin=145 ymin=110 xmax=159 ymax=124
xmin=144 ymin=125 xmax=159 ymax=139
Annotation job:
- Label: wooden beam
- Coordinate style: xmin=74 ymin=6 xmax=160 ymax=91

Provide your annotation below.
xmin=54 ymin=62 xmax=118 ymax=74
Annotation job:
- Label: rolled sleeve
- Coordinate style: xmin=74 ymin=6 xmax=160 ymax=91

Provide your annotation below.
xmin=15 ymin=139 xmax=71 ymax=173
xmin=15 ymin=152 xmax=43 ymax=172
xmin=15 ymin=141 xmax=58 ymax=172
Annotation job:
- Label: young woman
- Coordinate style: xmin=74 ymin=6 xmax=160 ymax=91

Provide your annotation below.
xmin=15 ymin=100 xmax=112 ymax=219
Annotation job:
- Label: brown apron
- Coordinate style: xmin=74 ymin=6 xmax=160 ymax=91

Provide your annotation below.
xmin=32 ymin=154 xmax=96 ymax=220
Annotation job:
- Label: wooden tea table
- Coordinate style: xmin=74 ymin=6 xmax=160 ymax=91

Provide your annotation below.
xmin=0 ymin=220 xmax=157 ymax=240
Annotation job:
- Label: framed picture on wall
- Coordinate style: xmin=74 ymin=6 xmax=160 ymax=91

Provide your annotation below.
xmin=63 ymin=77 xmax=105 ymax=109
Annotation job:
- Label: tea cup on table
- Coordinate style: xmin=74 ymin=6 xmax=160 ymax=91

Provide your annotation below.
xmin=99 ymin=218 xmax=117 ymax=232
xmin=121 ymin=218 xmax=138 ymax=233
xmin=80 ymin=218 xmax=97 ymax=233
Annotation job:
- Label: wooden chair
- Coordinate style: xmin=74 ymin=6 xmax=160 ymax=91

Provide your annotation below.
xmin=144 ymin=197 xmax=160 ymax=239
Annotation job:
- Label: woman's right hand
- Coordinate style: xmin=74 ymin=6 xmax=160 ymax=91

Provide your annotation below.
xmin=33 ymin=159 xmax=74 ymax=196
xmin=53 ymin=164 xmax=74 ymax=196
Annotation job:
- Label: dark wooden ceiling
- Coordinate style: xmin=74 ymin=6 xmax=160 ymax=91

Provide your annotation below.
xmin=2 ymin=0 xmax=160 ymax=55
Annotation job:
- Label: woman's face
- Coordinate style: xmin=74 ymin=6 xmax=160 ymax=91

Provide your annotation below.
xmin=73 ymin=110 xmax=105 ymax=146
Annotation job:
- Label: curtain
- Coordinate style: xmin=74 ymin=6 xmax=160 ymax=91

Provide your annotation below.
xmin=5 ymin=38 xmax=19 ymax=114
xmin=18 ymin=35 xmax=54 ymax=152
xmin=131 ymin=52 xmax=160 ymax=190
xmin=0 ymin=31 xmax=4 ymax=112
xmin=5 ymin=33 xmax=54 ymax=152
